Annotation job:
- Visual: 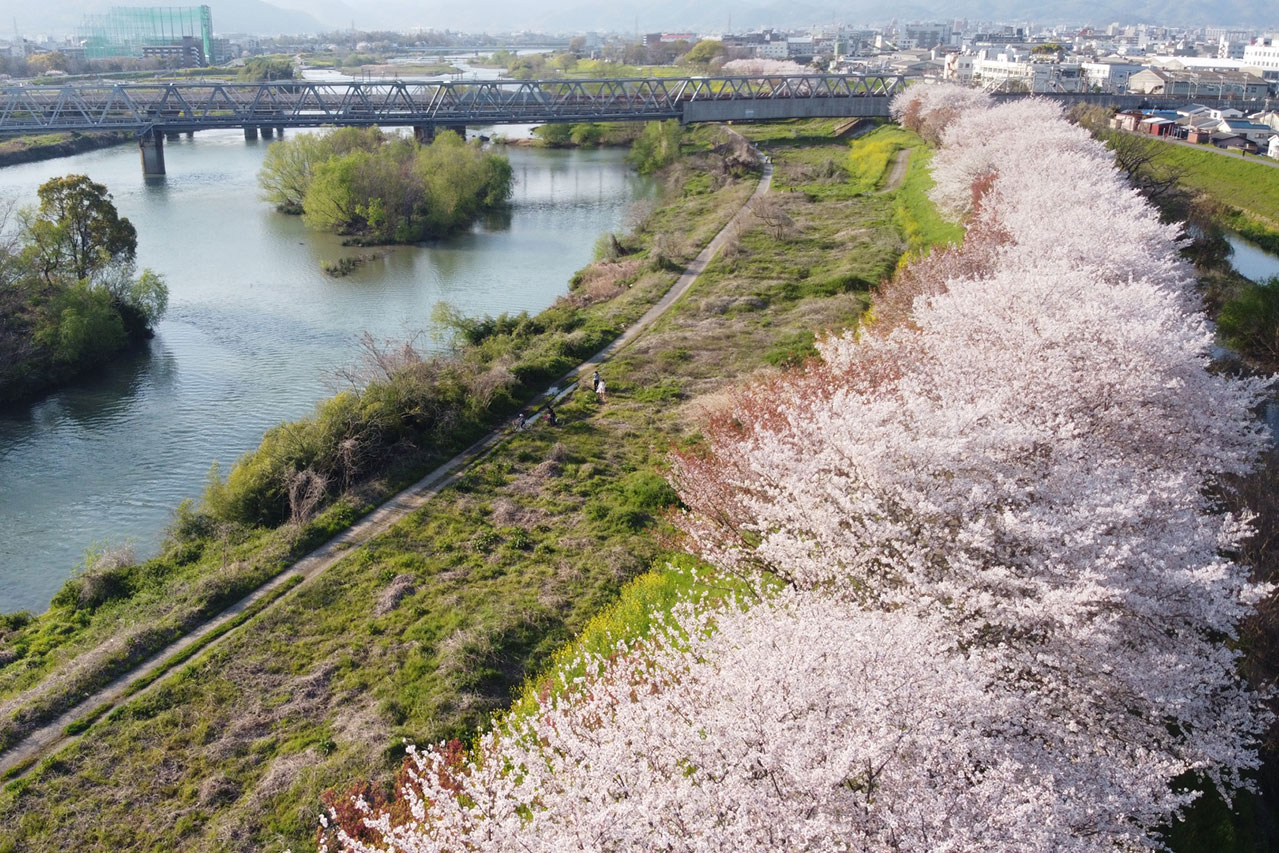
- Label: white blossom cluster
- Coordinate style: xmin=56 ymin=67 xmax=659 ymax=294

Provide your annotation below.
xmin=720 ymin=58 xmax=811 ymax=77
xmin=324 ymin=87 xmax=1273 ymax=852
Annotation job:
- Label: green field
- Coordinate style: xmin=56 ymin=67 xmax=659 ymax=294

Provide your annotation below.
xmin=1158 ymin=142 xmax=1279 ymax=224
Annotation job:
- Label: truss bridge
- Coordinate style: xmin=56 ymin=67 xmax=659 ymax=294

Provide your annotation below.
xmin=0 ymin=74 xmax=905 ymax=174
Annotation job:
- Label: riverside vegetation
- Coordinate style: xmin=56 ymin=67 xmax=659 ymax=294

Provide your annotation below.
xmin=0 ymin=118 xmax=949 ymax=850
xmin=0 ymin=174 xmax=168 ymax=403
xmin=257 ymin=127 xmax=512 ymax=245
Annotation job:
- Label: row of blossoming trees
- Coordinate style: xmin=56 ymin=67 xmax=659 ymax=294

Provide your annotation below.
xmin=321 ymin=86 xmax=1274 ymax=851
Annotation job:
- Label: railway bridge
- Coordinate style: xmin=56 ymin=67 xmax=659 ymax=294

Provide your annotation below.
xmin=0 ymin=74 xmax=905 ymax=174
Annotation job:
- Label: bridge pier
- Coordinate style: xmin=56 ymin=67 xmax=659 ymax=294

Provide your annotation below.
xmin=139 ymin=130 xmax=165 ymax=176
xmin=165 ymin=130 xmax=181 ymax=142
xmin=244 ymin=126 xmax=258 ymax=141
xmin=414 ymin=124 xmax=467 ymax=144
xmin=274 ymin=126 xmax=284 ymax=138
xmin=261 ymin=127 xmax=275 ymax=139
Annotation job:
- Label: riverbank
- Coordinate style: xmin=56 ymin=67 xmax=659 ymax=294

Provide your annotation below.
xmin=0 ymin=123 xmax=764 ymax=769
xmin=1154 ymin=140 xmax=1279 ymax=255
xmin=0 ymin=121 xmax=944 ymax=850
xmin=0 ymin=131 xmax=132 ymax=169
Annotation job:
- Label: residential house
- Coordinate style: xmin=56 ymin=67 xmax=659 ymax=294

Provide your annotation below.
xmin=1268 ymin=135 xmax=1279 ymax=159
xmin=1139 ymin=116 xmax=1177 ymax=137
xmin=1110 ymin=109 xmax=1146 ymax=132
xmin=1211 ymin=132 xmax=1259 ymax=153
xmin=1251 ymin=110 xmax=1279 ymax=131
xmin=1218 ymin=118 xmax=1277 ymax=146
xmin=1177 ymin=112 xmax=1222 ymax=142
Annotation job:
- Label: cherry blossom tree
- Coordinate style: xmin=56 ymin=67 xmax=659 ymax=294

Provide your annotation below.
xmin=720 ymin=58 xmax=809 ymax=76
xmin=323 ymin=86 xmax=1273 ymax=852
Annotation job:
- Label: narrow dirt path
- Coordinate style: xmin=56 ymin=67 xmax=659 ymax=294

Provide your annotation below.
xmin=878 ymin=147 xmax=913 ymax=193
xmin=0 ymin=139 xmax=774 ymax=780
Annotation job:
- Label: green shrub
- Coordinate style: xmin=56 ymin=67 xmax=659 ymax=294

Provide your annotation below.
xmin=1217 ymin=276 xmax=1279 ymax=364
xmin=628 ymin=120 xmax=682 ymax=174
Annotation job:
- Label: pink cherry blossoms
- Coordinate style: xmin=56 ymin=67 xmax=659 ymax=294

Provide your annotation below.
xmin=720 ymin=58 xmax=811 ymax=77
xmin=324 ymin=86 xmax=1273 ymax=852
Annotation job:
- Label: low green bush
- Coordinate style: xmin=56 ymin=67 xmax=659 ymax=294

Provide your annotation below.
xmin=1217 ymin=276 xmax=1279 ymax=365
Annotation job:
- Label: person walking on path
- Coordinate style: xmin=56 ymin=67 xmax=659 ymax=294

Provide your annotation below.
xmin=592 ymin=370 xmax=601 ymax=393
xmin=545 ymin=404 xmax=560 ymax=426
xmin=596 ymin=377 xmax=607 ymax=403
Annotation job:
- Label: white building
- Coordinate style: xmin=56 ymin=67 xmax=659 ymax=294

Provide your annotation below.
xmin=757 ymin=41 xmax=789 ymax=59
xmin=787 ymin=37 xmax=814 ymax=58
xmin=970 ymin=52 xmax=1084 ymax=93
xmin=1243 ymin=36 xmax=1279 ymax=82
xmin=1080 ymin=59 xmax=1145 ymax=93
xmin=1268 ymin=135 xmax=1279 ymax=159
xmin=943 ymin=53 xmax=975 ymax=84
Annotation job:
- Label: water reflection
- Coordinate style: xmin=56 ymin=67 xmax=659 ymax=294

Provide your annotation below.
xmin=1225 ymin=233 xmax=1279 ymax=283
xmin=0 ymin=132 xmax=652 ymax=613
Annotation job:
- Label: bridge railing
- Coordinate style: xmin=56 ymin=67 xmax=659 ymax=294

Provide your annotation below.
xmin=0 ymin=75 xmax=906 ymax=134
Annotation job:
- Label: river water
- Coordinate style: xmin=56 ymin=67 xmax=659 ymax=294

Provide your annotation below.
xmin=0 ymin=131 xmax=651 ymax=614
xmin=1226 ymin=233 xmax=1279 ymax=283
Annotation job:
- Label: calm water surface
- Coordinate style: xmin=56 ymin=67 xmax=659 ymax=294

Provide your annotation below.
xmin=1226 ymin=233 xmax=1279 ymax=283
xmin=0 ymin=130 xmax=651 ymax=613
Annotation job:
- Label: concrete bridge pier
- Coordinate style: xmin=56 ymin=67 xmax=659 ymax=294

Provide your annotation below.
xmin=274 ymin=126 xmax=284 ymax=138
xmin=261 ymin=127 xmax=275 ymax=139
xmin=139 ymin=130 xmax=165 ymax=176
xmin=414 ymin=124 xmax=467 ymax=144
xmin=244 ymin=126 xmax=258 ymax=141
xmin=165 ymin=130 xmax=182 ymax=141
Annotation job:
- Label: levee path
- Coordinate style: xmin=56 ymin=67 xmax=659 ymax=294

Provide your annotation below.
xmin=879 ymin=148 xmax=913 ymax=193
xmin=0 ymin=137 xmax=774 ymax=780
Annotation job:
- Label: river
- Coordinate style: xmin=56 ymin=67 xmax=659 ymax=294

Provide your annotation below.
xmin=0 ymin=130 xmax=651 ymax=614
xmin=1226 ymin=232 xmax=1279 ymax=283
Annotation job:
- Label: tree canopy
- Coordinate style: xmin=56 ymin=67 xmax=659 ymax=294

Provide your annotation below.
xmin=22 ymin=174 xmax=137 ymax=282
xmin=1 ymin=174 xmax=166 ymax=402
xmin=258 ymin=128 xmax=512 ymax=243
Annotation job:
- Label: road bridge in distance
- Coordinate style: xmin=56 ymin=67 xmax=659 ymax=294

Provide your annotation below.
xmin=0 ymin=75 xmax=905 ymax=174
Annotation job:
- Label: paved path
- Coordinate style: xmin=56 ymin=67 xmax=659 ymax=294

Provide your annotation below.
xmin=0 ymin=137 xmax=773 ymax=779
xmin=878 ymin=147 xmax=914 ymax=193
xmin=1161 ymin=134 xmax=1279 ymax=168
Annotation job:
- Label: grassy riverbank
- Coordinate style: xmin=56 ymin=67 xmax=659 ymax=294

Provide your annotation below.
xmin=0 ymin=121 xmax=946 ymax=850
xmin=1154 ymin=142 xmax=1279 ymax=253
xmin=0 ymin=135 xmax=746 ymax=757
xmin=0 ymin=132 xmax=132 ymax=169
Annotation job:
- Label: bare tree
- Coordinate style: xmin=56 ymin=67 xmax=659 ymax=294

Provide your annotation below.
xmin=750 ymin=197 xmax=797 ymax=240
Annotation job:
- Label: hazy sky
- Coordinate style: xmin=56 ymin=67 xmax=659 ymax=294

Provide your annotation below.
xmin=4 ymin=0 xmax=1276 ymax=38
